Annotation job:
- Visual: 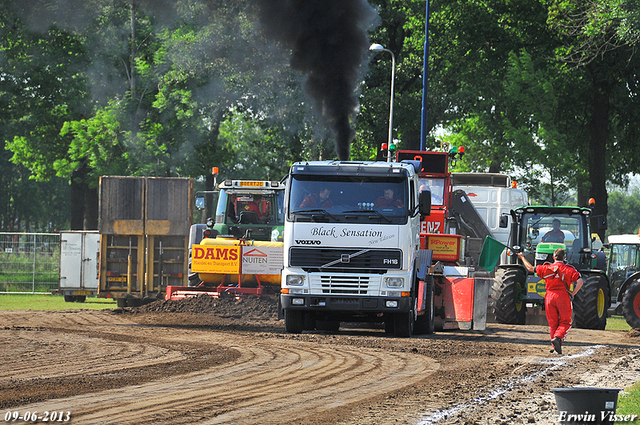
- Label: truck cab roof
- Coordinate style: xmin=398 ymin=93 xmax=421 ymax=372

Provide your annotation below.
xmin=290 ymin=160 xmax=419 ymax=177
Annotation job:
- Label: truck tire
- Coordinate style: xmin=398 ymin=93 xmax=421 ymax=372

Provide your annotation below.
xmin=414 ymin=277 xmax=435 ymax=335
xmin=491 ymin=267 xmax=526 ymax=325
xmin=394 ymin=300 xmax=415 ymax=338
xmin=384 ymin=316 xmax=395 ymax=334
xmin=284 ymin=309 xmax=304 ymax=333
xmin=622 ymin=279 xmax=640 ymax=329
xmin=573 ymin=273 xmax=609 ymax=330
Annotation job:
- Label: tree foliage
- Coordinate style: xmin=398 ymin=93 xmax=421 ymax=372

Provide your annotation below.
xmin=2 ymin=0 xmax=640 ymax=234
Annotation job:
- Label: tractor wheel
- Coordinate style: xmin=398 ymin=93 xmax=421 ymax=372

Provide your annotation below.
xmin=188 ymin=272 xmax=202 ymax=287
xmin=394 ymin=299 xmax=415 ymax=338
xmin=491 ymin=267 xmax=527 ymax=325
xmin=622 ymin=279 xmax=640 ymax=329
xmin=284 ymin=309 xmax=304 ymax=334
xmin=414 ymin=277 xmax=435 ymax=335
xmin=573 ymin=273 xmax=609 ymax=330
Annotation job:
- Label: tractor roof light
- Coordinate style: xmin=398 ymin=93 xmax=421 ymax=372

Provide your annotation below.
xmin=588 ymin=198 xmax=596 ymax=208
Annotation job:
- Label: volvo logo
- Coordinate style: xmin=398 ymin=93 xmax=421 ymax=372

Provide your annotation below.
xmin=295 ymin=240 xmax=321 ymax=245
xmin=341 ymin=254 xmax=350 ymax=263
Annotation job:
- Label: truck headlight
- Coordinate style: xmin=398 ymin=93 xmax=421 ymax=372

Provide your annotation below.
xmin=384 ymin=277 xmax=404 ymax=288
xmin=286 ymin=275 xmax=305 ymax=286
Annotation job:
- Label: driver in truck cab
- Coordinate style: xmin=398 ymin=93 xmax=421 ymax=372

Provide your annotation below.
xmin=374 ymin=188 xmax=403 ymax=208
xmin=300 ymin=187 xmax=333 ymax=208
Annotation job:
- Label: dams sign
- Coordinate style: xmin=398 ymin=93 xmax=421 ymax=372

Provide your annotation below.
xmin=191 ymin=244 xmax=283 ymax=275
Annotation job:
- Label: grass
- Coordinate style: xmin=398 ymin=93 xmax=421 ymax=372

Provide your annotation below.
xmin=616 ymin=382 xmax=640 ymax=424
xmin=607 ymin=317 xmax=638 ymax=424
xmin=607 ymin=315 xmax=633 ymax=331
xmin=0 ymin=294 xmax=117 ymax=310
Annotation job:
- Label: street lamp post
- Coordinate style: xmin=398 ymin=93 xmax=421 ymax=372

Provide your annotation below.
xmin=369 ymin=43 xmax=396 ymax=162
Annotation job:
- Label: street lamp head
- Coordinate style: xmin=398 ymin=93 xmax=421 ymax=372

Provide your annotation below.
xmin=369 ymin=43 xmax=384 ymax=52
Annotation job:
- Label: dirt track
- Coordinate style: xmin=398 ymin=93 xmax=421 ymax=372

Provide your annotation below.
xmin=1 ymin=296 xmax=639 ymax=425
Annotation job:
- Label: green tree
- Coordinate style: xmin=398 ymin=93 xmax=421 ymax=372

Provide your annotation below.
xmin=607 ymin=189 xmax=640 ymax=235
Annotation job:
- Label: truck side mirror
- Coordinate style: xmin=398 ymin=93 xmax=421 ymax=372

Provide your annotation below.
xmin=499 ymin=215 xmax=508 ymax=228
xmin=419 ymin=190 xmax=431 ymax=217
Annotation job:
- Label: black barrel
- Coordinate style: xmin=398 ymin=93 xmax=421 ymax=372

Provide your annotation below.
xmin=551 ymin=387 xmax=621 ymax=424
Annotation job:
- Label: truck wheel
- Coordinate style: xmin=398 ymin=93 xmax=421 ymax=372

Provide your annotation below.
xmin=75 ymin=296 xmax=86 ymax=303
xmin=622 ymin=279 xmax=640 ymax=329
xmin=573 ymin=273 xmax=609 ymax=330
xmin=64 ymin=295 xmax=74 ymax=303
xmin=284 ymin=309 xmax=304 ymax=334
xmin=414 ymin=277 xmax=435 ymax=335
xmin=491 ymin=267 xmax=527 ymax=325
xmin=394 ymin=301 xmax=415 ymax=338
xmin=384 ymin=316 xmax=395 ymax=334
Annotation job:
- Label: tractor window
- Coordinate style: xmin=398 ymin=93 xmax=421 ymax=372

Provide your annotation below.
xmin=218 ymin=191 xmax=284 ymax=225
xmin=521 ymin=214 xmax=586 ymax=263
xmin=608 ymin=244 xmax=640 ymax=301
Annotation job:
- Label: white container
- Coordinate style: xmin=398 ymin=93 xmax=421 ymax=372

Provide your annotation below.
xmin=59 ymin=231 xmax=100 ymax=302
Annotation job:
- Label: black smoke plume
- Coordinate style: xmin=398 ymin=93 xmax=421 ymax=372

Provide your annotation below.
xmin=254 ymin=0 xmax=377 ymax=160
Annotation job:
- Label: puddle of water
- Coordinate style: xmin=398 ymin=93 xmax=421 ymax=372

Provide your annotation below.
xmin=414 ymin=345 xmax=605 ymax=425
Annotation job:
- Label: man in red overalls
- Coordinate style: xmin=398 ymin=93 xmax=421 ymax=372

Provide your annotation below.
xmin=518 ymin=248 xmax=583 ymax=354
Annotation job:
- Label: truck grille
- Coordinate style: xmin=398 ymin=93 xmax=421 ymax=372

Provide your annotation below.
xmin=289 ymin=247 xmax=402 ymax=272
xmin=310 ymin=275 xmax=372 ymax=295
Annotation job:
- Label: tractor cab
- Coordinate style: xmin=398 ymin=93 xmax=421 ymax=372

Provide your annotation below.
xmin=606 ymin=234 xmax=640 ymax=314
xmin=513 ymin=206 xmax=595 ymax=270
xmin=212 ymin=180 xmax=285 ymax=242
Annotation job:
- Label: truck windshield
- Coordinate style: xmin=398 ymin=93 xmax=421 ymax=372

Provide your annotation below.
xmin=289 ymin=175 xmax=408 ymax=223
xmin=521 ymin=213 xmax=586 ymax=261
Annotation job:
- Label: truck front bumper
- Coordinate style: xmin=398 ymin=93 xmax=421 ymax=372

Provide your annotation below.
xmin=281 ymin=294 xmax=412 ymax=313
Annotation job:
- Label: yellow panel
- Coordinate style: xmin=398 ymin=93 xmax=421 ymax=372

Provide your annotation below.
xmin=191 ymin=245 xmax=241 ymax=274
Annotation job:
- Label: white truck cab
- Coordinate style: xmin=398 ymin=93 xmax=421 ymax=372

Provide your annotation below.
xmin=280 ymin=160 xmax=431 ymax=336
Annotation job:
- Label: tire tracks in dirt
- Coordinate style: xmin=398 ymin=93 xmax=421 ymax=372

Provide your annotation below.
xmin=15 ymin=335 xmax=439 ymax=424
xmin=4 ymin=310 xmax=440 ymax=424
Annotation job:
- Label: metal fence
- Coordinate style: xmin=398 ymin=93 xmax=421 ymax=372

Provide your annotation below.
xmin=0 ymin=233 xmax=60 ymax=294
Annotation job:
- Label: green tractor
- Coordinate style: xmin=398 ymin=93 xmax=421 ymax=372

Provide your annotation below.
xmin=605 ymin=234 xmax=640 ymax=329
xmin=491 ymin=205 xmax=610 ymax=329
